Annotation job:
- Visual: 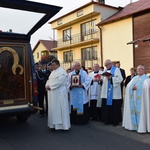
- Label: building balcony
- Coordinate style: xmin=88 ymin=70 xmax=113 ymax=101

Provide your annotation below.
xmin=60 ymin=57 xmax=100 ymax=70
xmin=53 ymin=29 xmax=100 ymax=50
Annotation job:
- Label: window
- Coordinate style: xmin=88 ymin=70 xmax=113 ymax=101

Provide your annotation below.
xmin=98 ymin=0 xmax=105 ymax=4
xmin=37 ymin=52 xmax=39 ymax=59
xmin=81 ymin=46 xmax=97 ymax=60
xmin=63 ymin=28 xmax=72 ymax=41
xmin=81 ymin=20 xmax=96 ymax=36
xmin=63 ymin=51 xmax=73 ymax=63
xmin=77 ymin=10 xmax=83 ymax=17
xmin=57 ymin=19 xmax=62 ymax=25
xmin=41 ymin=51 xmax=47 ymax=56
xmin=50 ymin=52 xmax=57 ymax=58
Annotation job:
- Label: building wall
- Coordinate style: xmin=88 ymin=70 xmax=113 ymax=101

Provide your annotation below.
xmin=94 ymin=5 xmax=118 ymax=21
xmin=57 ymin=13 xmax=100 ymax=40
xmin=33 ymin=43 xmax=48 ymax=63
xmin=50 ymin=3 xmax=119 ymax=70
xmin=59 ymin=42 xmax=101 ymax=69
xmin=57 ymin=14 xmax=101 ymax=69
xmin=133 ymin=12 xmax=150 ymax=73
xmin=101 ymin=18 xmax=133 ymax=75
xmin=51 ymin=4 xmax=118 ymax=30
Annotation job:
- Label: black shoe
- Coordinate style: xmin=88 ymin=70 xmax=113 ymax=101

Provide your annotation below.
xmin=112 ymin=123 xmax=118 ymax=127
xmin=49 ymin=128 xmax=55 ymax=132
xmin=55 ymin=129 xmax=62 ymax=133
xmin=105 ymin=122 xmax=111 ymax=125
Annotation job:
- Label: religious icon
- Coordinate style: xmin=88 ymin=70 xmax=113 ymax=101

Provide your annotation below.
xmin=71 ymin=74 xmax=81 ymax=87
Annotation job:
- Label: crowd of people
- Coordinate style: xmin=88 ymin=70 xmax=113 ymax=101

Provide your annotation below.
xmin=34 ymin=59 xmax=150 ymax=133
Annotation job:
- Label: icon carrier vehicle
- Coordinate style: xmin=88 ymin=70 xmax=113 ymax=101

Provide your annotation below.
xmin=0 ymin=0 xmax=61 ymax=122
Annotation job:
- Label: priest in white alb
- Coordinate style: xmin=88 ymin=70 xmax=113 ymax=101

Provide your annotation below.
xmin=45 ymin=59 xmax=70 ymax=131
xmin=88 ymin=64 xmax=103 ymax=121
xmin=101 ymin=59 xmax=123 ymax=126
xmin=122 ymin=65 xmax=150 ymax=133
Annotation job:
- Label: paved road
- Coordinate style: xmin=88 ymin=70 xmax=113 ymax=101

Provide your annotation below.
xmin=0 ymin=113 xmax=150 ymax=150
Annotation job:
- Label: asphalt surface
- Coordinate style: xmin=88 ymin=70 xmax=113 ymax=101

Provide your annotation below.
xmin=0 ymin=113 xmax=150 ymax=150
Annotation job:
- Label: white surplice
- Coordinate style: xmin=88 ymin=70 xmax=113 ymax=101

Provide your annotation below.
xmin=101 ymin=68 xmax=123 ymax=100
xmin=88 ymin=70 xmax=103 ymax=107
xmin=46 ymin=66 xmax=70 ymax=130
xmin=122 ymin=76 xmax=150 ymax=133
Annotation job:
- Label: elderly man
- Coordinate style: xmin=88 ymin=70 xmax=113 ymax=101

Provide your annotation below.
xmin=123 ymin=65 xmax=150 ymax=133
xmin=68 ymin=62 xmax=91 ymax=125
xmin=101 ymin=59 xmax=123 ymax=126
xmin=45 ymin=59 xmax=70 ymax=131
xmin=88 ymin=64 xmax=103 ymax=121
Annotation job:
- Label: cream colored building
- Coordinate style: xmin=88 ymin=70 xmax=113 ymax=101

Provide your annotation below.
xmin=49 ymin=0 xmax=119 ymax=70
xmin=98 ymin=18 xmax=133 ymax=75
xmin=97 ymin=0 xmax=150 ymax=75
xmin=33 ymin=40 xmax=57 ymax=63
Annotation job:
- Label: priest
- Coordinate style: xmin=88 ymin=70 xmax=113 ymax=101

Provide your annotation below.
xmin=88 ymin=64 xmax=103 ymax=121
xmin=68 ymin=62 xmax=91 ymax=125
xmin=122 ymin=65 xmax=150 ymax=133
xmin=45 ymin=59 xmax=70 ymax=131
xmin=101 ymin=59 xmax=123 ymax=126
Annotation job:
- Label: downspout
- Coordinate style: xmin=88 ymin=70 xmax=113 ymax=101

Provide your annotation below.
xmin=90 ymin=13 xmax=93 ymax=67
xmin=98 ymin=26 xmax=103 ymax=66
xmin=69 ymin=22 xmax=72 ymax=68
xmin=132 ymin=17 xmax=135 ymax=68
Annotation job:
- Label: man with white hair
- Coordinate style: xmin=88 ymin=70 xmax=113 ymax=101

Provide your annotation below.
xmin=101 ymin=59 xmax=123 ymax=126
xmin=68 ymin=62 xmax=91 ymax=125
xmin=123 ymin=65 xmax=150 ymax=133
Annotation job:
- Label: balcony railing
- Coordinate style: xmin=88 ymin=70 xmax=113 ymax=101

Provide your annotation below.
xmin=60 ymin=58 xmax=100 ymax=70
xmin=55 ymin=29 xmax=100 ymax=48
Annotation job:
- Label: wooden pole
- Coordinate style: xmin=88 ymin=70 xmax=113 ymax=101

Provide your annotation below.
xmin=28 ymin=103 xmax=43 ymax=111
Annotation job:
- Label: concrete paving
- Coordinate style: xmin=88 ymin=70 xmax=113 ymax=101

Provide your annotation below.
xmin=0 ymin=113 xmax=150 ymax=150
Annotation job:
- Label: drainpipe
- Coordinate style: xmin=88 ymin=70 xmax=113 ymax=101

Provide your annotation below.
xmin=98 ymin=26 xmax=103 ymax=66
xmin=69 ymin=22 xmax=72 ymax=68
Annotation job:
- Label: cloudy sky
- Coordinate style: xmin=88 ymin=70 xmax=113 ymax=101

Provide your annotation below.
xmin=0 ymin=0 xmax=138 ymax=48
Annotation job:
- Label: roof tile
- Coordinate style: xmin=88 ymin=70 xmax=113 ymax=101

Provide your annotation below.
xmin=97 ymin=0 xmax=150 ymax=26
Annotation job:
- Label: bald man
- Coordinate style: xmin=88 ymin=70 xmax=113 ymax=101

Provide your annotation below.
xmin=68 ymin=62 xmax=91 ymax=125
xmin=123 ymin=65 xmax=150 ymax=133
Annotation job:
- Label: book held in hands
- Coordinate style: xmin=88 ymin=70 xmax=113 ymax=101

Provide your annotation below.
xmin=102 ymin=72 xmax=112 ymax=76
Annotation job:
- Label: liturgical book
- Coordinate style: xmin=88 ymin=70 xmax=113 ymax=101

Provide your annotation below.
xmin=102 ymin=72 xmax=112 ymax=76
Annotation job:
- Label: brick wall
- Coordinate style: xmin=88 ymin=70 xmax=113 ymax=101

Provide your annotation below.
xmin=133 ymin=11 xmax=150 ymax=73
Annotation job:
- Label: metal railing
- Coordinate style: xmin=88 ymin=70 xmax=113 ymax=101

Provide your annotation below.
xmin=60 ymin=58 xmax=100 ymax=70
xmin=55 ymin=29 xmax=100 ymax=48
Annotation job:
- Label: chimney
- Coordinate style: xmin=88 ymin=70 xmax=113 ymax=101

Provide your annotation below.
xmin=9 ymin=29 xmax=12 ymax=33
xmin=95 ymin=0 xmax=105 ymax=4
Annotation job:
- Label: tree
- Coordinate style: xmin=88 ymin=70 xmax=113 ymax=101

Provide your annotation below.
xmin=40 ymin=55 xmax=56 ymax=64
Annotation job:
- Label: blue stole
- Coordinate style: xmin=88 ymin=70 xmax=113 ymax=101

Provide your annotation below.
xmin=70 ymin=70 xmax=84 ymax=114
xmin=129 ymin=75 xmax=148 ymax=130
xmin=106 ymin=66 xmax=116 ymax=105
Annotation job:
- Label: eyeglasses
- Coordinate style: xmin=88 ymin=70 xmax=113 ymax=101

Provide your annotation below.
xmin=137 ymin=68 xmax=144 ymax=70
xmin=105 ymin=63 xmax=110 ymax=67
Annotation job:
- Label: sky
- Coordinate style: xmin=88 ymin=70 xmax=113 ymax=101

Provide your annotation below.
xmin=0 ymin=0 xmax=138 ymax=48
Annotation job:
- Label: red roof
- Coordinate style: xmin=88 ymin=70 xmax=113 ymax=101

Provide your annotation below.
xmin=97 ymin=0 xmax=150 ymax=26
xmin=33 ymin=40 xmax=57 ymax=52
